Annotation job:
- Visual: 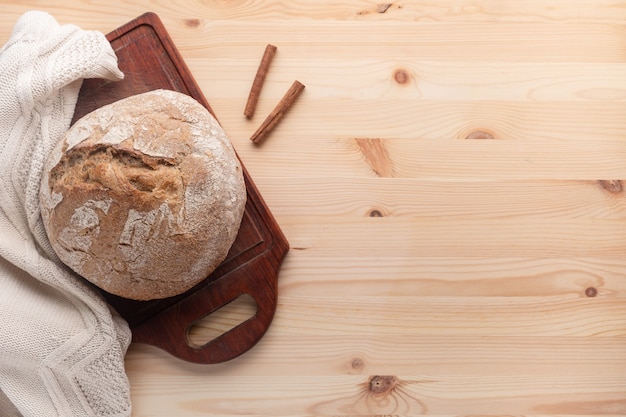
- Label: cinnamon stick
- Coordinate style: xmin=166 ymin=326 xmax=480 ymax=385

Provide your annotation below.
xmin=244 ymin=44 xmax=277 ymax=119
xmin=250 ymin=80 xmax=305 ymax=144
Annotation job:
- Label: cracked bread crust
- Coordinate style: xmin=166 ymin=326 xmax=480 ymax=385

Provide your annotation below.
xmin=40 ymin=89 xmax=246 ymax=300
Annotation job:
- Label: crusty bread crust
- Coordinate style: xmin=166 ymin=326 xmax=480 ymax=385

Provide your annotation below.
xmin=40 ymin=89 xmax=246 ymax=300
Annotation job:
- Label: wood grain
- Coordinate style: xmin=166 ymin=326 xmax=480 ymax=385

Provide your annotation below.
xmin=3 ymin=1 xmax=626 ymax=416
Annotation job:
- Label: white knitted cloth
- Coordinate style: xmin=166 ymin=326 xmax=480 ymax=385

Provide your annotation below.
xmin=0 ymin=11 xmax=132 ymax=417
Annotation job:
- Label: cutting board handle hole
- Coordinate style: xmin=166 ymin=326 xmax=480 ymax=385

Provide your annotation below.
xmin=186 ymin=294 xmax=258 ymax=348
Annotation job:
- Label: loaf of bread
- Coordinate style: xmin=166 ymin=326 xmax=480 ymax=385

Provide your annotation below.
xmin=40 ymin=89 xmax=246 ymax=300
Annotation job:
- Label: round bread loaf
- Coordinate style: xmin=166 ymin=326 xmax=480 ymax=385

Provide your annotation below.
xmin=40 ymin=89 xmax=246 ymax=300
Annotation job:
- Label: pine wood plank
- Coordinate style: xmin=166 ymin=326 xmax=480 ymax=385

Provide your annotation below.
xmin=269 ymin=294 xmax=626 ymax=336
xmin=244 ymin=178 xmax=626 ymax=219
xmin=173 ymin=20 xmax=626 ymax=63
xmin=7 ymin=0 xmax=626 ymax=30
xmin=193 ymin=59 xmax=626 ymax=103
xmin=217 ymin=99 xmax=626 ymax=141
xmin=124 ymin=370 xmax=626 ymax=416
xmin=276 ymin=255 xmax=626 ymax=297
xmin=277 ymin=215 xmax=626 ymax=258
xmin=126 ymin=334 xmax=626 ymax=377
xmin=225 ymin=136 xmax=626 ymax=181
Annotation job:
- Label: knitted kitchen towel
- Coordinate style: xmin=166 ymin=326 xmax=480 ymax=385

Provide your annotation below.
xmin=0 ymin=11 xmax=132 ymax=417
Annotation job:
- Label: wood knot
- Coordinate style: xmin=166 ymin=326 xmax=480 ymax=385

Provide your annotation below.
xmin=351 ymin=357 xmax=365 ymax=369
xmin=369 ymin=209 xmax=384 ymax=217
xmin=585 ymin=287 xmax=598 ymax=298
xmin=598 ymin=180 xmax=623 ymax=194
xmin=393 ymin=68 xmax=410 ymax=85
xmin=368 ymin=375 xmax=398 ymax=396
xmin=184 ymin=18 xmax=201 ymax=28
xmin=465 ymin=130 xmax=495 ymax=139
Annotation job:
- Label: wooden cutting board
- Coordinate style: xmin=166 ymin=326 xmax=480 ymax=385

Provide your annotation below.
xmin=72 ymin=12 xmax=289 ymax=364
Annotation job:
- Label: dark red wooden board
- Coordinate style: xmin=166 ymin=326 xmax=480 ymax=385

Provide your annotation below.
xmin=72 ymin=12 xmax=289 ymax=364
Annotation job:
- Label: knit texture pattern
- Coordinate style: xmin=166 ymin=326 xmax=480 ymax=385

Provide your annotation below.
xmin=0 ymin=11 xmax=132 ymax=417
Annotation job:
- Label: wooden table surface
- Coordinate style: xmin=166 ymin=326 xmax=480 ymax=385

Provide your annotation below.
xmin=3 ymin=1 xmax=626 ymax=415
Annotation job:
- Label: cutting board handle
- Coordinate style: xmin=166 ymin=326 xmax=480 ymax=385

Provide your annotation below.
xmin=131 ymin=255 xmax=278 ymax=363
